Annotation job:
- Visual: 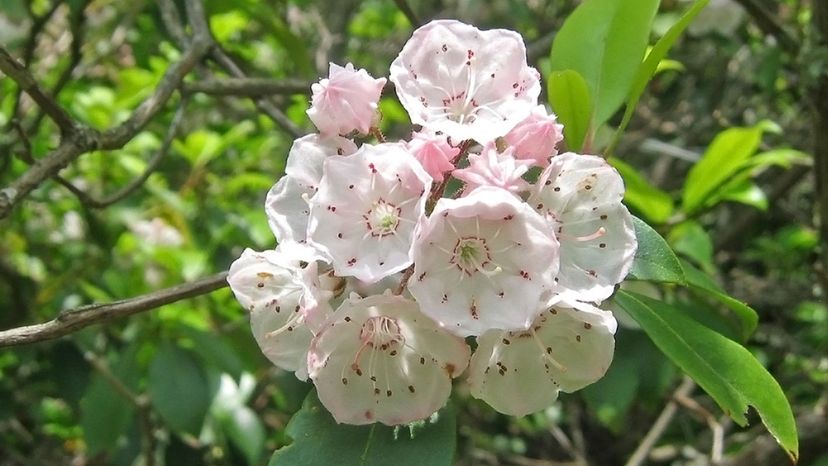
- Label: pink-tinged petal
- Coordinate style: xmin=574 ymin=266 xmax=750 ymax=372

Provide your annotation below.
xmin=308 ymin=293 xmax=470 ymax=426
xmin=504 ymin=105 xmax=564 ymax=167
xmin=452 ymin=145 xmax=532 ymax=195
xmin=529 ymin=153 xmax=637 ymax=302
xmin=307 ymin=143 xmax=432 ymax=283
xmin=406 ymin=130 xmax=459 ymax=182
xmin=408 ymin=186 xmax=560 ymax=336
xmin=228 ymin=248 xmax=327 ymax=380
xmin=390 ymin=20 xmax=540 ymax=144
xmin=307 ymin=63 xmax=387 ymax=136
xmin=467 ymin=300 xmax=616 ymax=416
xmin=265 ymin=135 xmax=358 ymax=246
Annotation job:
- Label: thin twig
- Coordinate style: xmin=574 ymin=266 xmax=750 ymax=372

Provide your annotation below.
xmin=85 ymin=352 xmax=157 ymax=466
xmin=0 ymin=272 xmax=228 ymax=348
xmin=185 ymin=77 xmax=309 ymax=96
xmin=674 ymin=392 xmax=725 ymax=463
xmin=56 ymin=95 xmax=190 ymax=208
xmin=625 ymin=376 xmax=696 ymax=466
xmin=731 ymin=0 xmax=798 ymax=53
xmin=392 ymin=0 xmax=421 ymax=27
xmin=0 ymin=47 xmax=78 ymax=136
xmin=0 ymin=0 xmax=214 ymax=219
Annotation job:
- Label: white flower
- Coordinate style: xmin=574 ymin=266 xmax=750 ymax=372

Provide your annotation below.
xmin=408 ymin=186 xmax=560 ymax=336
xmin=307 ymin=293 xmax=470 ymax=425
xmin=452 ymin=144 xmax=532 ymax=196
xmin=266 ymin=134 xmax=357 ymax=246
xmin=307 ymin=63 xmax=387 ymax=136
xmin=306 ymin=143 xmax=432 ymax=283
xmin=389 ymin=20 xmax=540 ymax=144
xmin=529 ymin=153 xmax=637 ymax=302
xmin=227 ymin=247 xmax=332 ymax=380
xmin=467 ymin=299 xmax=616 ymax=416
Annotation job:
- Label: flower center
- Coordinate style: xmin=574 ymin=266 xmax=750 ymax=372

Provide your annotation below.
xmin=450 ymin=236 xmax=496 ymax=276
xmin=365 ymin=199 xmax=401 ymax=237
xmin=359 ymin=315 xmax=403 ymax=350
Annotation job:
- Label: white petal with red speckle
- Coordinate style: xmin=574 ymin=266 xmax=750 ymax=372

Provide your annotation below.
xmin=389 ymin=20 xmax=540 ymax=144
xmin=308 ymin=293 xmax=470 ymax=425
xmin=529 ymin=153 xmax=637 ymax=302
xmin=467 ymin=299 xmax=616 ymax=416
xmin=307 ymin=143 xmax=432 ymax=283
xmin=408 ymin=186 xmax=560 ymax=336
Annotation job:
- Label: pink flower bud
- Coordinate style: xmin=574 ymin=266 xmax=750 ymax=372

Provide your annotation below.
xmin=504 ymin=105 xmax=564 ymax=167
xmin=307 ymin=63 xmax=387 ymax=136
xmin=406 ymin=131 xmax=459 ymax=182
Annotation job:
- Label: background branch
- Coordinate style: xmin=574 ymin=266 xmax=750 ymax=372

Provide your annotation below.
xmin=0 ymin=272 xmax=228 ymax=348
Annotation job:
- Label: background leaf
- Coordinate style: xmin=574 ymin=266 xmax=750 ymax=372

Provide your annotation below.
xmin=148 ymin=343 xmax=212 ymax=436
xmin=270 ymin=390 xmax=456 ymax=466
xmin=610 ymin=157 xmax=674 ymax=223
xmin=549 ymin=0 xmax=660 ymax=127
xmin=614 ymin=291 xmax=798 ymax=462
xmin=547 ymin=69 xmax=593 ymax=151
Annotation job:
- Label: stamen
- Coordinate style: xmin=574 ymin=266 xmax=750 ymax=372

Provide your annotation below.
xmin=560 ymin=226 xmax=606 ymax=242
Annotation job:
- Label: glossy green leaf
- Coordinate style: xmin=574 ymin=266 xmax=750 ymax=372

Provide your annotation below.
xmin=148 ymin=343 xmax=211 ymax=435
xmin=549 ymin=0 xmax=660 ymax=127
xmin=614 ymin=291 xmax=798 ymax=462
xmin=223 ymin=406 xmax=266 ymax=465
xmin=718 ymin=180 xmax=769 ymax=211
xmin=80 ymin=345 xmax=140 ymax=455
xmin=270 ymin=390 xmax=456 ymax=466
xmin=628 ymin=216 xmax=686 ymax=284
xmin=747 ymin=149 xmax=812 ymax=170
xmin=609 ymin=0 xmax=710 ymax=153
xmin=681 ymin=121 xmax=777 ymax=214
xmin=668 ymin=221 xmax=713 ymax=271
xmin=681 ymin=260 xmax=759 ymax=340
xmin=609 ymin=157 xmax=674 ymax=223
xmin=547 ymin=70 xmax=593 ymax=151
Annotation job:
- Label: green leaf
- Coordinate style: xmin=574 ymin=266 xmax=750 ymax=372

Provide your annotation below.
xmin=668 ymin=221 xmax=714 ymax=271
xmin=609 ymin=157 xmax=674 ymax=223
xmin=718 ymin=180 xmax=768 ymax=211
xmin=681 ymin=121 xmax=777 ymax=214
xmin=549 ymin=0 xmax=660 ymax=127
xmin=681 ymin=260 xmax=759 ymax=340
xmin=148 ymin=343 xmax=211 ymax=435
xmin=747 ymin=149 xmax=812 ymax=170
xmin=609 ymin=0 xmax=710 ymax=153
xmin=80 ymin=345 xmax=141 ymax=455
xmin=614 ymin=291 xmax=798 ymax=462
xmin=547 ymin=70 xmax=593 ymax=151
xmin=270 ymin=390 xmax=456 ymax=466
xmin=223 ymin=406 xmax=266 ymax=465
xmin=628 ymin=216 xmax=686 ymax=284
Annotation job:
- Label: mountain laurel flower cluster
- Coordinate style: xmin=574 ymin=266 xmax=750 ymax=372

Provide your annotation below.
xmin=228 ymin=19 xmax=637 ymax=426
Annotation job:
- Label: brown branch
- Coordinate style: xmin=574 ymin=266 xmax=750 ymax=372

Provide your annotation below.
xmin=0 ymin=0 xmax=214 ymax=220
xmin=732 ymin=0 xmax=798 ymax=53
xmin=0 ymin=272 xmax=228 ymax=348
xmin=392 ymin=0 xmax=421 ymax=28
xmin=624 ymin=377 xmax=696 ymax=466
xmin=185 ymin=77 xmax=309 ymax=97
xmin=0 ymin=47 xmax=79 ymax=136
xmin=55 ymin=95 xmax=190 ymax=208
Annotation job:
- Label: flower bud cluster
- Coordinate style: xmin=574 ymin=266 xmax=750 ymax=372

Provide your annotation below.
xmin=228 ymin=20 xmax=637 ymax=425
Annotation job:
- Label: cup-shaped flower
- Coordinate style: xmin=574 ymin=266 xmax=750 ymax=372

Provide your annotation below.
xmin=227 ymin=247 xmax=332 ymax=380
xmin=504 ymin=105 xmax=564 ymax=167
xmin=307 ymin=293 xmax=470 ymax=425
xmin=452 ymin=144 xmax=532 ymax=196
xmin=408 ymin=186 xmax=560 ymax=336
xmin=266 ymin=134 xmax=357 ymax=246
xmin=307 ymin=63 xmax=387 ymax=136
xmin=406 ymin=130 xmax=460 ymax=182
xmin=307 ymin=143 xmax=432 ymax=283
xmin=389 ymin=20 xmax=540 ymax=144
xmin=467 ymin=299 xmax=616 ymax=416
xmin=529 ymin=153 xmax=637 ymax=302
